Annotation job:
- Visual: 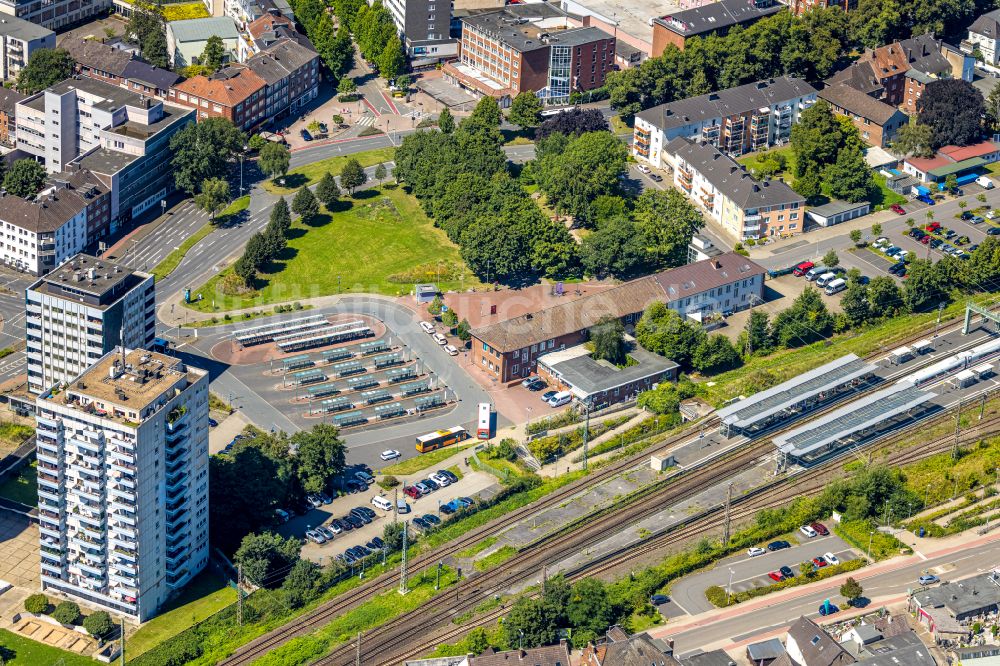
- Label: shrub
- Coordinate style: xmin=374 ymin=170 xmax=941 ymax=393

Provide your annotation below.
xmin=51 ymin=601 xmax=81 ymax=625
xmin=378 ymin=475 xmax=400 ymax=489
xmin=24 ymin=593 xmax=47 ymax=614
xmin=83 ymin=611 xmax=114 ymax=638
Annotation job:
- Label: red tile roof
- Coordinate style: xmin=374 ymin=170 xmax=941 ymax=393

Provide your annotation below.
xmin=939 ymin=141 xmax=1000 ymax=162
xmin=905 ymin=155 xmax=951 ymax=173
xmin=172 ymin=65 xmax=266 ymax=107
xmin=248 ymin=13 xmax=293 ymax=39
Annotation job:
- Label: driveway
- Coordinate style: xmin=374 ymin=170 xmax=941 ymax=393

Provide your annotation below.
xmin=669 ymin=532 xmax=856 ymax=615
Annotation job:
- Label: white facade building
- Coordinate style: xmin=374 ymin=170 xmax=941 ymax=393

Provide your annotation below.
xmin=0 ymin=0 xmax=110 ymax=31
xmin=36 ymin=348 xmax=210 ymax=621
xmin=965 ymin=9 xmax=1000 ymax=66
xmin=26 ymin=254 xmax=155 ymax=395
xmin=0 ymin=15 xmax=54 ymax=81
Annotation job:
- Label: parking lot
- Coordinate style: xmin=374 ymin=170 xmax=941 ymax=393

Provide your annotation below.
xmin=668 ymin=529 xmax=857 ymax=615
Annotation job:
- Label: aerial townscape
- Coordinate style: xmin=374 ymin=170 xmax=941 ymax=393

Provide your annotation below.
xmin=0 ymin=0 xmax=1000 ymax=663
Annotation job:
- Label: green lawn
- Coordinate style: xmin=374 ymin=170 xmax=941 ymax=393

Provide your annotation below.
xmin=378 ymin=442 xmax=475 ymax=476
xmin=610 ymin=114 xmax=632 ymax=135
xmin=0 ymin=627 xmax=96 ymax=665
xmin=262 ymin=147 xmax=396 ymax=195
xmin=127 ymin=570 xmax=237 ymax=659
xmin=153 ymin=196 xmax=250 ymax=281
xmin=0 ymin=460 xmax=36 ymax=506
xmin=185 ymin=188 xmax=481 ymax=309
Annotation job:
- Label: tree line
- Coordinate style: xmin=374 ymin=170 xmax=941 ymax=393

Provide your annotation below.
xmin=288 ymin=0 xmax=354 ymax=85
xmin=606 ymin=0 xmax=997 ymax=119
xmin=328 ymin=0 xmax=406 ymax=81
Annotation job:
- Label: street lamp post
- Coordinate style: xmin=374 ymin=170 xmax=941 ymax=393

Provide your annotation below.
xmin=867 ymin=531 xmax=874 ymax=561
xmin=925 ymin=483 xmax=931 ymax=509
xmin=726 ymin=568 xmax=735 ymax=605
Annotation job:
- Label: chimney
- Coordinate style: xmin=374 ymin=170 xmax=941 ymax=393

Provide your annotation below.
xmin=711 ymin=259 xmax=721 ymax=269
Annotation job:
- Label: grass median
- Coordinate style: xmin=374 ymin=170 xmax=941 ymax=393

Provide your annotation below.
xmin=262 ymin=147 xmax=395 ymax=195
xmin=152 ymin=196 xmax=250 ymax=281
xmin=379 ymin=443 xmax=475 ymax=476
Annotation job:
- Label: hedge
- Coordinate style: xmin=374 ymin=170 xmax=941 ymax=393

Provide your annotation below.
xmin=705 ymin=558 xmax=866 ymax=608
xmin=834 ymin=519 xmax=910 ymax=561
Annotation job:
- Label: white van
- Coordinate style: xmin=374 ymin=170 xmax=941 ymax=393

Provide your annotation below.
xmin=815 ymin=272 xmax=837 ymax=288
xmin=419 ymin=321 xmax=435 ymax=334
xmin=804 ymin=266 xmax=829 ymax=281
xmin=371 ymin=495 xmax=393 ymax=511
xmin=547 ymin=390 xmax=573 ymax=408
xmin=824 ymin=278 xmax=847 ymax=296
xmin=977 ymin=176 xmax=995 ymax=189
xmin=396 ymin=498 xmax=410 ymax=514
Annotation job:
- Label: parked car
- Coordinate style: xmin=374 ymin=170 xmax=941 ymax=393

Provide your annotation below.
xmin=812 ymin=557 xmax=828 ymax=568
xmin=890 ymin=204 xmax=906 ymax=214
xmin=355 ymin=471 xmax=374 ymax=485
xmin=420 ymin=321 xmax=435 ymax=334
xmin=421 ymin=477 xmax=440 ymax=490
xmin=397 ymin=499 xmax=410 ymax=514
xmin=970 ymin=217 xmax=984 ymax=225
xmin=810 ymin=522 xmax=829 ymax=536
xmin=370 ymin=536 xmax=384 ymax=549
xmin=430 ymin=472 xmax=451 ymax=487
xmin=818 ymin=603 xmax=840 ymax=616
xmin=779 ymin=565 xmax=794 ymax=579
xmin=208 ymin=418 xmax=218 ymax=428
xmin=792 ymin=261 xmax=815 ymax=277
xmin=916 ymin=194 xmax=934 ymax=205
xmin=649 ymin=173 xmax=663 ymax=182
xmin=799 ymin=525 xmax=818 ymax=538
xmin=344 ymin=480 xmax=364 ymax=493
xmin=524 ymin=377 xmax=546 ymax=391
xmin=541 ymin=390 xmax=558 ymax=402
xmin=989 ymin=227 xmax=1000 ymax=236
xmin=336 ymin=517 xmax=352 ymax=531
xmin=767 ymin=540 xmax=791 ymax=551
xmin=888 ymin=262 xmax=907 ymax=276
xmin=317 ymin=526 xmax=335 ymax=540
xmin=918 ymin=574 xmax=940 ymax=585
xmin=456 ymin=496 xmax=474 ymax=507
xmin=328 ymin=520 xmax=344 ymax=534
xmin=521 ymin=376 xmax=543 ymax=389
xmin=768 ymin=571 xmax=784 ymax=582
xmin=823 ymin=552 xmax=840 ymax=566
xmin=440 ymin=503 xmax=455 ymax=515
xmin=343 ymin=551 xmax=357 ymax=564
xmin=432 ymin=333 xmax=447 ymax=345
xmin=926 ymin=222 xmax=941 ymax=232
xmin=988 ymin=210 xmax=999 ymax=219
xmin=444 ymin=344 xmax=459 ymax=356
xmin=412 ymin=517 xmax=429 ymax=529
xmin=305 ymin=529 xmax=325 ymax=544
xmin=307 ymin=494 xmax=323 ymax=508
xmin=438 ymin=469 xmax=459 ymax=483
xmin=300 ymin=128 xmax=313 ymax=141
xmin=403 ymin=485 xmax=421 ymax=499
xmin=414 ymin=482 xmax=431 ymax=495
xmin=422 ymin=513 xmax=441 ymax=525
xmin=637 ymin=164 xmax=651 ymax=174
xmin=380 ymin=449 xmax=401 ymax=461
xmin=961 ymin=211 xmax=975 ymax=220
xmin=747 ymin=547 xmax=767 ymax=557
xmin=650 ymin=594 xmax=669 ymax=605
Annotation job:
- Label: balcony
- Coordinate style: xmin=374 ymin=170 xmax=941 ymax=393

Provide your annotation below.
xmin=38 ymin=488 xmax=61 ymax=503
xmin=109 ymin=459 xmax=135 ymax=475
xmin=39 ymin=524 xmax=62 ymax=540
xmin=108 ymin=448 xmax=135 ymax=466
xmin=112 ymin=547 xmax=136 ymax=563
xmin=167 ymin=530 xmax=189 ymax=550
xmin=166 ymin=546 xmax=189 ymax=567
xmin=109 ymin=572 xmax=137 ymax=587
xmin=165 ymin=473 xmax=188 ymax=494
xmin=111 ymin=509 xmax=136 ymax=526
xmin=108 ymin=487 xmax=135 ymax=503
xmin=111 ymin=524 xmax=136 ymax=539
xmin=41 ymin=561 xmax=63 ymax=575
xmin=166 ymin=509 xmax=188 ymax=530
xmin=166 ymin=568 xmax=192 ymax=588
xmin=115 ymin=475 xmax=136 ymax=491
xmin=36 ymin=448 xmax=59 ymax=465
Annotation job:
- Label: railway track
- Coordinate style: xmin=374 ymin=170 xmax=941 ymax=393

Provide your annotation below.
xmin=369 ymin=409 xmax=1000 ymax=665
xmin=223 ymin=312 xmax=1000 ymax=664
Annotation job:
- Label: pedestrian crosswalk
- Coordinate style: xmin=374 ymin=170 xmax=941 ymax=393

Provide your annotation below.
xmin=356 ymin=115 xmax=376 ymax=127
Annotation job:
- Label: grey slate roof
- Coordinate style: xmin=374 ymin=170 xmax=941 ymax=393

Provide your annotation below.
xmin=678 ymin=650 xmax=737 ymax=665
xmin=461 ymin=5 xmax=600 ymax=54
xmin=0 ymin=87 xmax=25 ymax=116
xmin=651 ymin=0 xmax=784 ymax=38
xmin=168 ymin=17 xmax=240 ymax=43
xmin=636 ymin=77 xmax=817 ymax=132
xmin=970 ymin=8 xmax=1000 ymax=38
xmin=0 ymin=184 xmax=94 ymax=234
xmin=665 ymin=137 xmax=804 ymax=210
xmin=246 ymin=37 xmax=317 ymax=84
xmin=856 ymin=631 xmax=935 ymax=665
xmin=60 ymin=36 xmax=132 ymax=75
xmin=0 ymin=14 xmax=53 ymax=42
xmin=818 ymin=83 xmax=903 ymax=125
xmin=121 ymin=59 xmax=181 ymax=91
xmin=899 ymin=34 xmax=954 ymax=77
xmin=911 ymin=572 xmax=1000 ymax=617
xmin=786 ymin=617 xmax=854 ymax=666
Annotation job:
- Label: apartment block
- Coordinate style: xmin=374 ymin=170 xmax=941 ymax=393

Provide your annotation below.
xmin=964 ymin=9 xmax=1000 ymax=66
xmin=444 ymin=4 xmax=614 ymax=105
xmin=828 ymin=34 xmax=974 ymax=116
xmin=383 ymin=0 xmax=456 ymax=62
xmin=0 ymin=15 xmax=53 ymax=81
xmin=243 ymin=37 xmax=318 ymax=121
xmin=26 ymin=254 xmax=155 ymax=395
xmin=170 ymin=66 xmax=267 ymax=130
xmin=60 ymin=37 xmax=181 ymax=100
xmin=664 ymin=137 xmax=806 ymax=241
xmin=0 ymin=170 xmax=109 ymax=276
xmin=633 ymin=77 xmax=817 ymax=168
xmin=650 ymin=0 xmax=783 ymax=55
xmin=0 ymin=0 xmax=110 ymax=31
xmin=245 ymin=12 xmax=313 ymax=56
xmin=36 ymin=348 xmax=210 ymax=621
xmin=818 ymin=83 xmax=909 ymax=148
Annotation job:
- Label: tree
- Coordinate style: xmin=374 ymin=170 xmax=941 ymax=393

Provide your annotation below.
xmin=891 ymin=122 xmax=934 ymax=158
xmin=83 ymin=611 xmax=114 ymax=638
xmin=849 ymin=229 xmax=862 ymax=246
xmin=270 ymin=197 xmax=291 ymax=233
xmin=590 ymin=316 xmax=626 ymax=365
xmin=3 ymin=159 xmax=46 ymax=198
xmin=917 ymin=79 xmax=986 ymax=148
xmin=16 ymin=48 xmax=73 ymax=94
xmin=826 ymin=142 xmax=874 ymax=202
xmin=840 ymin=283 xmax=871 ymax=327
xmin=171 ymin=118 xmax=246 ymax=193
xmin=234 ymin=255 xmax=256 ymax=288
xmin=281 ymin=559 xmax=319 ymax=608
xmin=840 ymin=577 xmax=863 ymax=602
xmin=127 ymin=4 xmax=168 ymax=68
xmin=340 ymin=158 xmax=367 ymax=194
xmin=337 ymin=76 xmax=357 ymax=98
xmin=580 ymin=217 xmax=649 ymax=278
xmin=194 ymin=178 xmax=230 ymax=219
xmin=374 ymin=162 xmax=387 ymax=185
xmin=692 ymin=335 xmax=741 ymax=374
xmin=438 ymin=107 xmax=455 ymax=134
xmin=567 ymin=578 xmax=614 ymax=641
xmin=987 ymin=81 xmax=1000 ymax=132
xmin=791 ymin=100 xmax=844 ymax=177
xmin=259 ymin=142 xmax=290 ymax=180
xmin=800 ymin=560 xmax=816 ymax=577
xmin=903 ymin=258 xmax=948 ymax=312
xmin=456 ymin=318 xmax=471 ymax=342
xmin=442 ymin=308 xmax=458 ymax=328
xmin=872 ymin=223 xmax=883 ymax=237
xmin=535 ymin=108 xmax=608 ymax=139
xmin=470 ymin=96 xmax=502 ymax=128
xmin=382 ymin=521 xmax=406 ymax=551
xmin=248 ymin=134 xmax=267 ymax=151
xmin=292 ymin=186 xmax=319 ymax=220
xmin=460 ymin=214 xmax=531 ymax=282
xmin=316 ymin=172 xmax=340 ymax=207
xmin=377 ymin=35 xmax=405 ymax=81
xmin=945 ymin=173 xmax=959 ymax=193
xmin=906 ymin=218 xmax=915 ymax=228
xmin=771 ymin=287 xmax=834 ymax=348
xmin=234 ymin=532 xmax=301 ymax=588
xmin=428 ymin=294 xmax=443 ymax=316
xmin=291 ymin=424 xmax=346 ymax=493
xmin=633 ymin=189 xmax=705 ymax=267
xmin=535 ymin=131 xmax=629 ymax=226
xmin=201 ymin=35 xmax=225 ymax=71
xmin=243 ymin=233 xmax=271 ymax=269
xmin=635 ymin=302 xmax=706 ymax=369
xmin=24 ymin=594 xmax=47 ymax=614
xmin=509 ymin=91 xmax=543 ymax=129
xmin=503 ymin=597 xmax=556 ymax=649
xmin=822 ymin=250 xmax=840 ymax=267
xmin=744 ymin=310 xmax=772 ymax=355
xmin=867 ymin=275 xmax=902 ymax=317
xmin=51 ymin=601 xmax=81 ymax=625
xmin=964 ymin=236 xmax=1000 ymax=289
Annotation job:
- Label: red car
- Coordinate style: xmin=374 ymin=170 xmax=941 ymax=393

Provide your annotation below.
xmin=810 ymin=522 xmax=830 ymax=536
xmin=768 ymin=571 xmax=784 ymax=582
xmin=890 ymin=204 xmax=906 ymax=215
xmin=926 ymin=222 xmax=942 ymax=232
xmin=403 ymin=485 xmax=421 ymax=499
xmin=793 ymin=261 xmax=815 ymax=277
xmin=812 ymin=557 xmax=828 ymax=568
xmin=920 ymin=235 xmax=931 ymax=244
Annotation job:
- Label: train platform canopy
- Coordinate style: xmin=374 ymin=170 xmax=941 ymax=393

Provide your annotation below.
xmin=716 ymin=354 xmax=878 ymax=433
xmin=774 ymin=383 xmax=935 ymax=460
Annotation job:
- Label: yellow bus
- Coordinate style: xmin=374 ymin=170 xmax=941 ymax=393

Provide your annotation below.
xmin=415 ymin=426 xmax=468 ymax=453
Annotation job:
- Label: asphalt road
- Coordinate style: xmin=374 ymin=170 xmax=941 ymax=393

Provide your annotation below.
xmin=669 ymin=533 xmax=855 ymax=615
xmin=669 ymin=534 xmax=1000 ymax=657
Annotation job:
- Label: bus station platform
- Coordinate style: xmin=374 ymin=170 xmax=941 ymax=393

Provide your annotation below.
xmin=716 ymin=354 xmax=879 ymax=438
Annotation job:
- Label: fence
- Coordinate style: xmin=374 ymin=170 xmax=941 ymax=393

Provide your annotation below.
xmin=470 ymin=448 xmax=510 ymax=481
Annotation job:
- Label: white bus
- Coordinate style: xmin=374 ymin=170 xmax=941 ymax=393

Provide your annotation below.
xmin=477 ymin=402 xmax=492 ymax=439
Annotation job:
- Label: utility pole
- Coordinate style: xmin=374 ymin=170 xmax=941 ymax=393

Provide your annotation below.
xmin=237 ymin=563 xmax=244 ymax=626
xmin=745 ymin=294 xmax=756 ymax=357
xmin=393 ymin=488 xmax=398 ymax=525
xmin=954 ymin=398 xmax=962 ymax=459
xmin=980 ymin=393 xmax=987 ymax=420
xmin=581 ymin=402 xmax=591 ymax=471
xmin=399 ymin=521 xmax=409 ymax=595
xmin=120 ymin=617 xmax=126 ymax=666
xmin=723 ymin=482 xmax=734 ymax=547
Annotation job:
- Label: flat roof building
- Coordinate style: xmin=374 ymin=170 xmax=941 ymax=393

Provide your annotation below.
xmin=650 ymin=0 xmax=784 ymax=55
xmin=59 ymin=36 xmax=181 ymax=100
xmin=0 ymin=14 xmax=54 ymax=81
xmin=166 ymin=16 xmax=241 ymax=68
xmin=912 ymin=572 xmax=1000 ymax=622
xmin=0 ymin=0 xmax=110 ymax=31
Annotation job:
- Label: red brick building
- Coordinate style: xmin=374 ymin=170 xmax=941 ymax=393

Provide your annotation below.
xmin=59 ymin=36 xmax=181 ymax=100
xmin=169 ymin=66 xmax=267 ymax=130
xmin=650 ymin=0 xmax=784 ymax=55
